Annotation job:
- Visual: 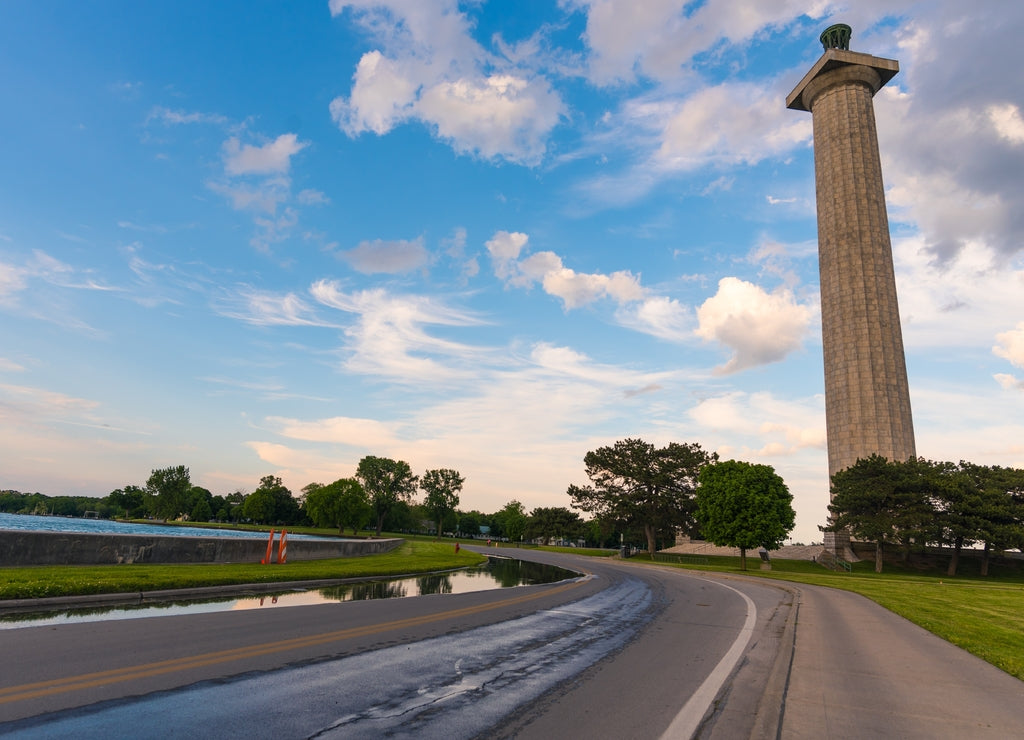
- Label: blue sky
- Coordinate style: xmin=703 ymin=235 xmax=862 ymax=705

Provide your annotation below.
xmin=2 ymin=1 xmax=1023 ymax=544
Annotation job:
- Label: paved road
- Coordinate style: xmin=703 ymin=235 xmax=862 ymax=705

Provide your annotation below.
xmin=0 ymin=549 xmax=785 ymax=738
xmin=2 ymin=550 xmax=1023 ymax=738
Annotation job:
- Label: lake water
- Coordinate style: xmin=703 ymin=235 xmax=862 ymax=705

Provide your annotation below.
xmin=0 ymin=556 xmax=579 ymax=629
xmin=0 ymin=512 xmax=339 ymax=540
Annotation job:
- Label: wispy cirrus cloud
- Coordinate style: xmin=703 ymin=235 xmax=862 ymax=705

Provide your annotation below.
xmin=0 ymin=250 xmax=116 ymax=332
xmin=0 ymin=382 xmax=100 ymax=417
xmin=310 ymin=279 xmax=491 ymax=382
xmin=145 ymin=106 xmax=228 ymax=127
xmin=0 ymin=261 xmax=27 ymax=305
xmin=200 ymin=376 xmax=332 ymax=403
xmin=216 ymin=285 xmax=340 ymax=328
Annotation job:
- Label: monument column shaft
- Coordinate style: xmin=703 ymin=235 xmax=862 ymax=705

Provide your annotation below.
xmin=807 ymin=69 xmax=917 ymax=478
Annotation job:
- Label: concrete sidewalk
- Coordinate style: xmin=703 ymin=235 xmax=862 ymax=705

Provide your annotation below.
xmin=776 ymin=584 xmax=1024 ymax=738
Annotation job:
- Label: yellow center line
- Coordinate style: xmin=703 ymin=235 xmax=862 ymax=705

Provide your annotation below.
xmin=2 ymin=578 xmax=586 ymax=706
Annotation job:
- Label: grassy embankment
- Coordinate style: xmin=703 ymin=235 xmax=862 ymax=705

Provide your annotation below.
xmin=638 ymin=552 xmax=1024 ymax=681
xmin=0 ymin=519 xmax=611 ymax=602
xmin=0 ymin=539 xmax=485 ymax=600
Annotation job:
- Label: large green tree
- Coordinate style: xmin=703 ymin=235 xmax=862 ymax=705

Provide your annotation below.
xmin=938 ymin=462 xmax=1024 ymax=576
xmin=105 ymin=484 xmax=148 ymax=519
xmin=932 ymin=461 xmax=986 ymax=576
xmin=146 ymin=466 xmax=191 ymax=520
xmin=568 ymin=438 xmax=717 ymax=555
xmin=828 ymin=455 xmax=931 ymax=572
xmin=242 ymin=475 xmax=300 ymax=525
xmin=305 ymin=478 xmax=372 ymax=534
xmin=356 ymin=456 xmax=419 ymax=536
xmin=420 ymin=468 xmax=465 ymax=538
xmin=696 ymin=460 xmax=795 ymax=570
xmin=495 ymin=500 xmax=528 ymax=544
xmin=458 ymin=510 xmax=485 ymax=537
xmin=187 ymin=486 xmax=214 ymax=522
xmin=528 ymin=506 xmax=583 ymax=546
xmin=975 ymin=466 xmax=1024 ymax=574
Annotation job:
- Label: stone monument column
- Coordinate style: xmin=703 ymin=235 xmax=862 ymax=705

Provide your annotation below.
xmin=787 ymin=25 xmax=916 ymax=554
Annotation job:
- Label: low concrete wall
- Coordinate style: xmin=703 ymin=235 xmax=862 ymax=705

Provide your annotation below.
xmin=0 ymin=529 xmax=402 ymax=565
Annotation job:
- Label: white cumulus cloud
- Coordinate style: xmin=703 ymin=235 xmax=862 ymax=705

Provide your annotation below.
xmin=328 ymin=2 xmax=564 ymax=165
xmin=415 ymin=74 xmax=564 ymax=165
xmin=485 ymin=231 xmax=530 ymax=280
xmin=616 ymin=296 xmax=692 ymax=343
xmin=696 ymin=277 xmax=813 ymax=375
xmin=994 ymin=323 xmax=1024 ymax=369
xmin=331 ymin=50 xmax=418 ymax=136
xmin=223 ymin=133 xmax=308 ymax=176
xmin=487 ymin=230 xmax=645 ymax=310
xmin=988 ymin=103 xmax=1024 ymax=145
xmin=485 ymin=229 xmax=694 ymax=342
xmin=994 ymin=373 xmax=1024 ymax=391
xmin=567 ymin=0 xmax=831 ymax=85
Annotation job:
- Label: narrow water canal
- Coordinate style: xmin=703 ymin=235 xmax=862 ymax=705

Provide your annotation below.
xmin=0 ymin=556 xmax=580 ymax=629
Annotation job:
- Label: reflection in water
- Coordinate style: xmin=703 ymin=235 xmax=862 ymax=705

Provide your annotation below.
xmin=490 ymin=557 xmax=534 ymax=588
xmin=320 ymin=580 xmax=409 ymax=602
xmin=0 ymin=556 xmax=577 ymax=628
xmin=416 ymin=574 xmax=453 ymax=595
xmin=309 ymin=556 xmax=565 ymax=604
xmin=0 ymin=599 xmax=228 ymax=627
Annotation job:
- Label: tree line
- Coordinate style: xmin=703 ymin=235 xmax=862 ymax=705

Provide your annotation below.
xmin=567 ymin=438 xmax=796 ymax=569
xmin=567 ymin=439 xmax=1024 ymax=574
xmin=4 ymin=440 xmax=799 ymax=563
xmin=27 ymin=441 xmax=1016 ymax=573
xmin=829 ymin=455 xmax=1024 ymax=574
xmin=2 ymin=457 xmax=606 ymax=546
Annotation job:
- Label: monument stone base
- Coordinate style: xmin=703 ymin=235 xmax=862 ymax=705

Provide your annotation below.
xmin=824 ymin=529 xmax=859 ymax=562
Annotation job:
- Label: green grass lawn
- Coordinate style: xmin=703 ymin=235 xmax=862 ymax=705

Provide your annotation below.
xmin=0 ymin=540 xmax=485 ymax=600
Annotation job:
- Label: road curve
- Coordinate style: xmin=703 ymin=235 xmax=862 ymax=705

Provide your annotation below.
xmin=0 ymin=549 xmax=787 ymax=738
xmin=7 ymin=549 xmax=1018 ymax=739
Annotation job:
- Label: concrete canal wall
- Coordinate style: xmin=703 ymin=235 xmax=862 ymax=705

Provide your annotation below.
xmin=0 ymin=529 xmax=402 ymax=565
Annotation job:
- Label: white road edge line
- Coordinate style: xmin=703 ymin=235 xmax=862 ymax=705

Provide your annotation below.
xmin=659 ymin=578 xmax=757 ymax=740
